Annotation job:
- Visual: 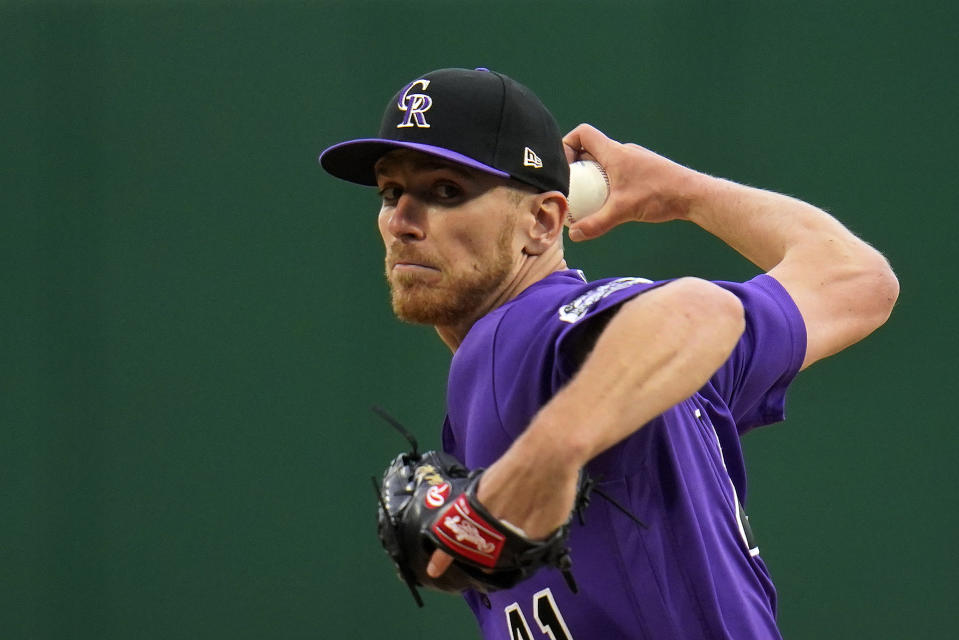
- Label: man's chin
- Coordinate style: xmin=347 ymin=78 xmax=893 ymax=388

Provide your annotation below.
xmin=391 ymin=297 xmax=462 ymax=326
xmin=387 ymin=257 xmax=512 ymax=327
xmin=389 ymin=286 xmax=476 ymax=326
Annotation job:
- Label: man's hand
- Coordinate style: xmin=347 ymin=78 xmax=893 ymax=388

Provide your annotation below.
xmin=427 ymin=433 xmax=581 ymax=579
xmin=562 ymin=123 xmax=705 ymax=242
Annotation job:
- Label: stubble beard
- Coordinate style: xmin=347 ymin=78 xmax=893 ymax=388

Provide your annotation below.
xmin=386 ymin=223 xmax=516 ymax=327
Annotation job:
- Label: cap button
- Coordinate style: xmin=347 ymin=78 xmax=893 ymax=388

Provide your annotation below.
xmin=474 ymin=67 xmax=490 ymax=72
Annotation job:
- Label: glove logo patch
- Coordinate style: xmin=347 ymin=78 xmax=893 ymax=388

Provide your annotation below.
xmin=414 ymin=464 xmax=444 ymax=486
xmin=424 ymin=482 xmax=452 ymax=509
xmin=431 ymin=494 xmax=505 ymax=568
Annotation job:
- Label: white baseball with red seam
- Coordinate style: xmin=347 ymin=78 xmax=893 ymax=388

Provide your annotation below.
xmin=566 ymin=160 xmax=610 ymax=225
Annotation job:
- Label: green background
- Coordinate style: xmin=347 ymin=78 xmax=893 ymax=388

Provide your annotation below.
xmin=2 ymin=1 xmax=956 ymax=637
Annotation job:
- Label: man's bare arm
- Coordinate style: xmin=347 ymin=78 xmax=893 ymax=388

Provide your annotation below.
xmin=563 ymin=124 xmax=899 ymax=369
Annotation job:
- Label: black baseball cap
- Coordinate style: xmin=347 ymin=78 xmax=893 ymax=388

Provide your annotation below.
xmin=319 ymin=67 xmax=569 ymax=196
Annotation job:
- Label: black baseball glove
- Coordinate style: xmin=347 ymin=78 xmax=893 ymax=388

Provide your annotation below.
xmin=370 ymin=408 xmax=577 ymax=606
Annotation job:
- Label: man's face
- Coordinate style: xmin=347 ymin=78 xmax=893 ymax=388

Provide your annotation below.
xmin=375 ymin=150 xmax=527 ymax=326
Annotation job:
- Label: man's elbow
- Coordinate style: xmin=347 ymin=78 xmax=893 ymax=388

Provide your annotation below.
xmin=860 ymin=249 xmax=900 ymax=331
xmin=833 ymin=249 xmax=899 ymax=356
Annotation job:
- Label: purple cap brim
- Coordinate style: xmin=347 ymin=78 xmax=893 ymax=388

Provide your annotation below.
xmin=318 ymin=138 xmax=511 ymax=186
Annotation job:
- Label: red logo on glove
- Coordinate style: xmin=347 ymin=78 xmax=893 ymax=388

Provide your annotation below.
xmin=430 ymin=494 xmax=505 ymax=567
xmin=424 ymin=482 xmax=452 ymax=509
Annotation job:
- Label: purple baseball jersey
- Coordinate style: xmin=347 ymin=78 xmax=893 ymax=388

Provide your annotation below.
xmin=441 ymin=270 xmax=806 ymax=640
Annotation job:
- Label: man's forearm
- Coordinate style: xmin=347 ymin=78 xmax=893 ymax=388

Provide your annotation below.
xmin=683 ymin=177 xmax=845 ymax=271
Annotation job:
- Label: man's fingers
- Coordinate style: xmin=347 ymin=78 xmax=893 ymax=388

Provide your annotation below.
xmin=565 ymin=143 xmax=599 ymax=165
xmin=561 ymin=123 xmax=594 ymax=155
xmin=427 ymin=549 xmax=454 ymax=578
xmin=568 ymin=209 xmax=615 ymax=242
xmin=562 ymin=123 xmax=615 ymax=163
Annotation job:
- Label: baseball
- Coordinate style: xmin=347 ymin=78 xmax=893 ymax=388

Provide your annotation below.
xmin=566 ymin=160 xmax=610 ymax=225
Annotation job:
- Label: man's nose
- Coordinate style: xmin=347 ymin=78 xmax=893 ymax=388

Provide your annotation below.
xmin=386 ymin=193 xmax=426 ymax=241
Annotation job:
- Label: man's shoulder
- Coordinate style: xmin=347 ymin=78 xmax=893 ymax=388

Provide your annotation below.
xmin=456 ymin=271 xmax=589 ymax=356
xmin=554 ymin=275 xmax=655 ymax=324
xmin=474 ymin=270 xmax=600 ymax=335
xmin=461 ymin=270 xmax=659 ymax=355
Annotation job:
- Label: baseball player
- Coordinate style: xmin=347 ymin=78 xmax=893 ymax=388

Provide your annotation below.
xmin=320 ymin=68 xmax=898 ymax=639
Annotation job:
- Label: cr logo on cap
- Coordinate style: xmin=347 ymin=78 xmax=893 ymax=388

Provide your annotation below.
xmin=396 ymin=79 xmax=433 ymax=129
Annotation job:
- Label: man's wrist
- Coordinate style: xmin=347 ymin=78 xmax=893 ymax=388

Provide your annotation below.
xmin=675 ymin=170 xmax=722 ymax=225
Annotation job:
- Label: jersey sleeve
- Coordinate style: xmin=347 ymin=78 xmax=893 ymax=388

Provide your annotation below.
xmin=550 ymin=277 xmax=669 ymax=389
xmin=549 ymin=274 xmax=805 ymax=434
xmin=709 ymin=274 xmax=807 ymax=433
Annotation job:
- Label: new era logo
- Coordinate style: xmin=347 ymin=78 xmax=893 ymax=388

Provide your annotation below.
xmin=523 ymin=147 xmax=543 ymax=168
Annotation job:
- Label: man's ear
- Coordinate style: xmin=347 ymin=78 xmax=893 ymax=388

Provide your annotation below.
xmin=523 ymin=192 xmax=568 ymax=255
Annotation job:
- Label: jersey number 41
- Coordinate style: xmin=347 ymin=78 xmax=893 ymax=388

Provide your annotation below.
xmin=505 ymin=588 xmax=573 ymax=640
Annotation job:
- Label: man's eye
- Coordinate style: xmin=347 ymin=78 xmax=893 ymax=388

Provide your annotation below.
xmin=379 ymin=186 xmax=400 ymax=203
xmin=433 ymin=183 xmax=462 ymax=200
